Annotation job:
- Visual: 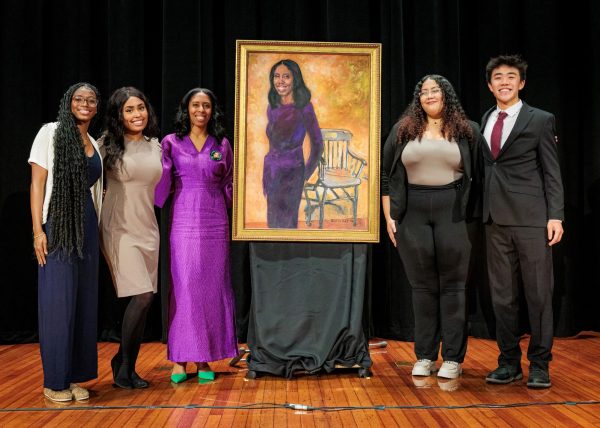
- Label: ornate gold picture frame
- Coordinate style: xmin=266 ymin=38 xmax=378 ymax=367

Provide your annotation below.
xmin=232 ymin=40 xmax=381 ymax=242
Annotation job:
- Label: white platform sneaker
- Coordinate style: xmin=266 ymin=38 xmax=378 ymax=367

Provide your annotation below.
xmin=412 ymin=359 xmax=437 ymax=376
xmin=437 ymin=361 xmax=462 ymax=379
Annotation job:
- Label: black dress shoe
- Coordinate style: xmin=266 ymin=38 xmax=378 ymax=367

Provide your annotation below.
xmin=131 ymin=372 xmax=150 ymax=389
xmin=486 ymin=366 xmax=523 ymax=384
xmin=527 ymin=368 xmax=551 ymax=389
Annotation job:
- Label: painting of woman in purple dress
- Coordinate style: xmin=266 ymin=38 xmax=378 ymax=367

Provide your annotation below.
xmin=155 ymin=88 xmax=237 ymax=383
xmin=263 ymin=59 xmax=324 ymax=228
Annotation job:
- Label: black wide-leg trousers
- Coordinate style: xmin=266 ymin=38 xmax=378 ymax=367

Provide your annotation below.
xmin=396 ymin=182 xmax=470 ymax=363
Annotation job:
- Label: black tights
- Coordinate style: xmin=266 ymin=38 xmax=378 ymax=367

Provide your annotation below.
xmin=114 ymin=292 xmax=154 ymax=381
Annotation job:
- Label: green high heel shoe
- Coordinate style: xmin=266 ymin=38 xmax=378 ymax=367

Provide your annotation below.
xmin=198 ymin=371 xmax=215 ymax=382
xmin=170 ymin=373 xmax=187 ymax=384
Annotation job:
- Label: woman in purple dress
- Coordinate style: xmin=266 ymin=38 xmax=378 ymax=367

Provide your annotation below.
xmin=264 ymin=59 xmax=323 ymax=228
xmin=155 ymin=88 xmax=237 ymax=383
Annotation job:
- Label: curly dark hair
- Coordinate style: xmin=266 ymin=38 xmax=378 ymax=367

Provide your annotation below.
xmin=268 ymin=59 xmax=311 ymax=109
xmin=486 ymin=54 xmax=527 ymax=83
xmin=396 ymin=74 xmax=473 ymax=145
xmin=102 ymin=86 xmax=160 ymax=171
xmin=173 ymin=88 xmax=226 ymax=143
xmin=48 ymin=82 xmax=100 ymax=258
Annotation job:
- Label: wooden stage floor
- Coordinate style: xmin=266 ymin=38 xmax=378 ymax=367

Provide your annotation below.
xmin=1 ymin=333 xmax=599 ymax=427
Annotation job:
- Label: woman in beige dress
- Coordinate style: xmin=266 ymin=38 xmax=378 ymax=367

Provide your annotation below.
xmin=99 ymin=87 xmax=162 ymax=389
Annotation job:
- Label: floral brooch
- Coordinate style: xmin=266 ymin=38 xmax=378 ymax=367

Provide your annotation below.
xmin=210 ymin=150 xmax=222 ymax=161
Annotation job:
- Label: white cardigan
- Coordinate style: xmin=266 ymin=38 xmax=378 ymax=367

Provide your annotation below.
xmin=28 ymin=122 xmax=103 ymax=224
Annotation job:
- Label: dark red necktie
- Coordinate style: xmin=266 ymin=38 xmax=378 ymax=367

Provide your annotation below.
xmin=490 ymin=111 xmax=508 ymax=159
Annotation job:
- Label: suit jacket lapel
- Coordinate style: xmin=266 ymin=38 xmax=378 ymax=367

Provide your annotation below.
xmin=390 ymin=138 xmax=406 ymax=174
xmin=481 ymin=107 xmax=494 ymax=130
xmin=458 ymin=137 xmax=471 ymax=177
xmin=498 ymin=102 xmax=534 ymax=157
xmin=481 ymin=107 xmax=494 ymax=160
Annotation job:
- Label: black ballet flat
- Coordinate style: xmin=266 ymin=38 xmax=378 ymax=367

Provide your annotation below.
xmin=111 ymin=356 xmax=133 ymax=389
xmin=110 ymin=354 xmax=120 ymax=380
xmin=131 ymin=372 xmax=150 ymax=389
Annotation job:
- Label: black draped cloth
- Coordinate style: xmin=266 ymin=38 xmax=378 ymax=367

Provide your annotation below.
xmin=246 ymin=242 xmax=372 ymax=378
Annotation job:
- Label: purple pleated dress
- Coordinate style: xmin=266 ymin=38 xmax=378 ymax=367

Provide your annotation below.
xmin=155 ymin=133 xmax=237 ymax=362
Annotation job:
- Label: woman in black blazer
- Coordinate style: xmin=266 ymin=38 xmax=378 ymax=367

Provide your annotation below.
xmin=381 ymin=74 xmax=482 ymax=380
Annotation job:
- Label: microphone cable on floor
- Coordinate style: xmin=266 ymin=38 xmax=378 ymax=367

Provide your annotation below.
xmin=1 ymin=400 xmax=599 ymax=413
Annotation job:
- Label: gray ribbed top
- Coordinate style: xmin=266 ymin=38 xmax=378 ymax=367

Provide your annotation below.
xmin=401 ymin=138 xmax=463 ymax=185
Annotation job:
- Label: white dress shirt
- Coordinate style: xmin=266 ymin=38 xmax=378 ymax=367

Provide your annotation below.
xmin=483 ymin=100 xmax=523 ymax=151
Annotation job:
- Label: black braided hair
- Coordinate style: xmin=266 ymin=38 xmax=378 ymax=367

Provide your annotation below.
xmin=396 ymin=74 xmax=473 ymax=146
xmin=47 ymin=82 xmax=100 ymax=258
xmin=102 ymin=86 xmax=160 ymax=171
xmin=173 ymin=88 xmax=226 ymax=143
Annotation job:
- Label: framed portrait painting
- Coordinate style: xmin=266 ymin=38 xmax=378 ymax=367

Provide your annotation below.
xmin=232 ymin=40 xmax=381 ymax=242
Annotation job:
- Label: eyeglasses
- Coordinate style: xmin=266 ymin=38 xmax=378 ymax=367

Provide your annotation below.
xmin=419 ymin=88 xmax=442 ymax=98
xmin=72 ymin=96 xmax=98 ymax=107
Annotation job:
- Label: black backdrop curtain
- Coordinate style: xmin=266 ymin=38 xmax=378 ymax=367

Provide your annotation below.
xmin=1 ymin=0 xmax=599 ymax=344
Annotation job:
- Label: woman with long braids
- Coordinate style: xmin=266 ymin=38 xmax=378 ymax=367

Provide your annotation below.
xmin=155 ymin=88 xmax=237 ymax=383
xmin=381 ymin=75 xmax=482 ymax=380
xmin=99 ymin=87 xmax=162 ymax=389
xmin=29 ymin=82 xmax=103 ymax=402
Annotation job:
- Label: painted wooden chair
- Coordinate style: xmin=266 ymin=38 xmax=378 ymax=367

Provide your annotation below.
xmin=303 ymin=128 xmax=367 ymax=228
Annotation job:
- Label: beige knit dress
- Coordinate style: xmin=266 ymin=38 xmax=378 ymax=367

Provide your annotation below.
xmin=100 ymin=137 xmax=162 ymax=297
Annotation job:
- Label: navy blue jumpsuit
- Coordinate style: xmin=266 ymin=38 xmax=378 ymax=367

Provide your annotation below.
xmin=38 ymin=149 xmax=101 ymax=390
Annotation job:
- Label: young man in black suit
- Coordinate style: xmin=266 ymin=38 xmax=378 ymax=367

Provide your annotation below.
xmin=481 ymin=54 xmax=564 ymax=389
